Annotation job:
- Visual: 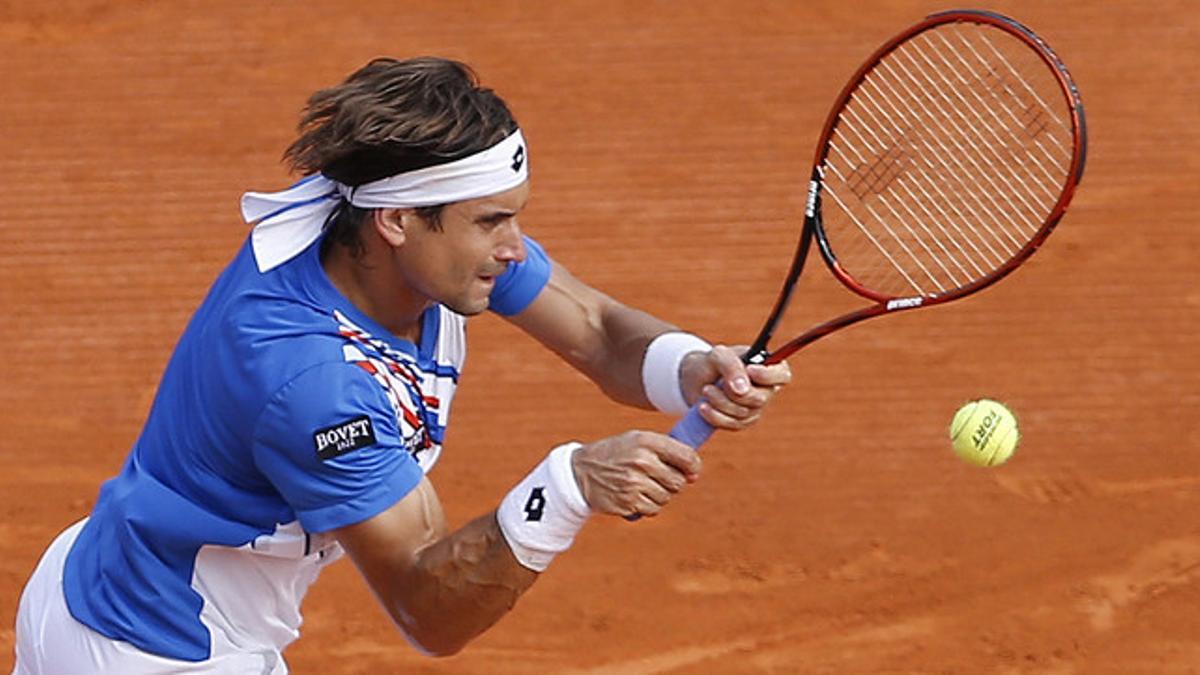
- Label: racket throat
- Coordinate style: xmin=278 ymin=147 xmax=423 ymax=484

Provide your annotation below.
xmin=746 ymin=173 xmax=823 ymax=367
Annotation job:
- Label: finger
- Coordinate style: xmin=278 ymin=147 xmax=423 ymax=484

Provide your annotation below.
xmin=747 ymin=362 xmax=792 ymax=387
xmin=707 ymin=345 xmax=752 ymax=397
xmin=640 ymin=431 xmax=703 ymax=478
xmin=639 ymin=478 xmax=675 ymax=507
xmin=646 ymin=462 xmax=689 ymax=493
xmin=628 ymin=496 xmax=664 ymax=518
xmin=698 ymin=399 xmax=761 ymax=430
xmin=629 ymin=448 xmax=690 ymax=494
xmin=729 ymin=344 xmax=754 ymax=359
xmin=701 ymin=384 xmax=755 ymax=419
xmin=705 ymin=378 xmax=775 ymax=411
xmin=615 ymin=478 xmax=671 ymax=518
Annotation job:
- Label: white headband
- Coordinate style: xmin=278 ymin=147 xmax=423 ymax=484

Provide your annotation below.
xmin=241 ymin=129 xmax=528 ymax=272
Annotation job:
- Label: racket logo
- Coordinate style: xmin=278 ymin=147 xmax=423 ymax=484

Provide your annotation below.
xmin=885 ymin=297 xmax=923 ymax=311
xmin=804 ymin=180 xmax=820 ymax=218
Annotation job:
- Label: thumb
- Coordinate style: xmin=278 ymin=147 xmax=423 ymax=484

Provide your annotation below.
xmin=708 ymin=345 xmax=751 ymax=396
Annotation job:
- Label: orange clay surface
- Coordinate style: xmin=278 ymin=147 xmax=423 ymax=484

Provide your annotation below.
xmin=2 ymin=2 xmax=1198 ymax=672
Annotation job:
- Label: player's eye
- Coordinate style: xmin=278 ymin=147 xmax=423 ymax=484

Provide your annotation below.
xmin=478 ymin=213 xmax=512 ymax=230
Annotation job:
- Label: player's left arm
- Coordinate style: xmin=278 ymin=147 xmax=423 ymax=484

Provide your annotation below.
xmin=505 ymin=261 xmax=791 ymax=429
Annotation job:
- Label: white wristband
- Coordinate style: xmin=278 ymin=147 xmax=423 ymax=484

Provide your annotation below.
xmin=641 ymin=332 xmax=713 ymax=416
xmin=497 ymin=442 xmax=591 ymax=572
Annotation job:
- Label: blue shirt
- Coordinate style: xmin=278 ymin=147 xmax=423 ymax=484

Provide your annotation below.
xmin=62 ymin=233 xmax=551 ymax=661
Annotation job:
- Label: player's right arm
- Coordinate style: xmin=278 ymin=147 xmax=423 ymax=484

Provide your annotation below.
xmin=332 ymin=430 xmax=700 ymax=657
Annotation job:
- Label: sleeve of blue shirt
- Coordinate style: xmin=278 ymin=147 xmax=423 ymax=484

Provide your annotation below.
xmin=252 ymin=361 xmax=425 ymax=533
xmin=489 ymin=235 xmax=552 ymax=316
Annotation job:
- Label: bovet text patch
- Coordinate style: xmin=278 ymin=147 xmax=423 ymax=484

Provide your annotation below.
xmin=314 ymin=416 xmax=377 ymax=460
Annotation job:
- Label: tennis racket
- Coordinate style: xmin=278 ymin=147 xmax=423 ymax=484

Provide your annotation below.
xmin=671 ymin=9 xmax=1087 ymax=449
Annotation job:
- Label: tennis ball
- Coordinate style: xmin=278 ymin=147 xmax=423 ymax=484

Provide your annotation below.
xmin=949 ymin=399 xmax=1019 ymax=467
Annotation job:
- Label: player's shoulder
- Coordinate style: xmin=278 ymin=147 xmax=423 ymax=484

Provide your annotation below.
xmin=194 ymin=236 xmax=470 ymax=397
xmin=185 ymin=240 xmax=374 ymax=391
xmin=265 ymin=355 xmax=389 ymax=416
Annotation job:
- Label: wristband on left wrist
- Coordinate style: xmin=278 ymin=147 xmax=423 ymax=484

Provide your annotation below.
xmin=496 ymin=442 xmax=590 ymax=572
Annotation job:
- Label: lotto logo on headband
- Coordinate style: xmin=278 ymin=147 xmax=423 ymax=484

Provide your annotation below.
xmin=314 ymin=416 xmax=377 ymax=460
xmin=511 ymin=145 xmax=525 ymax=172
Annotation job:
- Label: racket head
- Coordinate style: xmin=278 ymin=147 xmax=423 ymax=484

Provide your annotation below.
xmin=809 ymin=9 xmax=1087 ymax=307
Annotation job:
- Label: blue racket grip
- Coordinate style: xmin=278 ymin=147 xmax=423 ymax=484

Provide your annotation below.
xmin=623 ymin=404 xmax=715 ymax=521
xmin=668 ymin=404 xmax=716 ymax=449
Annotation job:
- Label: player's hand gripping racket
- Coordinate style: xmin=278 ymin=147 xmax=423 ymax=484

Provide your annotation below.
xmin=670 ymin=9 xmax=1087 ymax=449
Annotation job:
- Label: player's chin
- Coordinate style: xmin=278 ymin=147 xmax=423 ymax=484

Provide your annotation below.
xmin=445 ymin=288 xmax=492 ymax=316
xmin=441 ymin=275 xmax=497 ymax=315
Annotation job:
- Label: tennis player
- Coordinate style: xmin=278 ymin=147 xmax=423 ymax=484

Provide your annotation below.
xmin=13 ymin=57 xmax=791 ymax=673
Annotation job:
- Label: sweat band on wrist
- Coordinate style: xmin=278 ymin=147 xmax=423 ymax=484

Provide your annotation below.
xmin=641 ymin=332 xmax=713 ymax=416
xmin=497 ymin=442 xmax=590 ymax=572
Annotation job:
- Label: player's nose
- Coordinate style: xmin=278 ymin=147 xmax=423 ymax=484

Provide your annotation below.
xmin=495 ymin=219 xmax=526 ymax=264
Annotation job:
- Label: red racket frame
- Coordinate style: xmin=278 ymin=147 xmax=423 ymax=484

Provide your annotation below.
xmin=748 ymin=9 xmax=1088 ymax=367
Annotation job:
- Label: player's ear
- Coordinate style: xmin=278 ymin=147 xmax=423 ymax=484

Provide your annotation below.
xmin=373 ymin=208 xmax=413 ymax=247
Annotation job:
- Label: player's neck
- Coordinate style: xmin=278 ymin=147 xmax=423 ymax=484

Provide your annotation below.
xmin=321 ymin=240 xmax=427 ymax=344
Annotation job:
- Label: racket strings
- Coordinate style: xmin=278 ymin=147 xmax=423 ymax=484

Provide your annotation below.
xmin=832 ymin=91 xmax=1008 ymax=284
xmin=859 ymin=54 xmax=1042 ymax=250
xmin=898 ymin=35 xmax=1061 ymax=217
xmin=831 ymin=99 xmax=1008 ymax=289
xmin=920 ymin=29 xmax=1070 ymax=206
xmin=827 ymin=92 xmax=1021 ymax=294
xmin=818 ymin=21 xmax=1075 ymax=298
xmin=872 ymin=42 xmax=1046 ymax=244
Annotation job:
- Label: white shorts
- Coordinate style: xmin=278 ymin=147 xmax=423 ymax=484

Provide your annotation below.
xmin=13 ymin=519 xmax=288 ymax=675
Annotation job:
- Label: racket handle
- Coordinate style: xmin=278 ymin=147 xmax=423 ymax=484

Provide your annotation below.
xmin=668 ymin=404 xmax=716 ymax=449
xmin=623 ymin=405 xmax=715 ymax=521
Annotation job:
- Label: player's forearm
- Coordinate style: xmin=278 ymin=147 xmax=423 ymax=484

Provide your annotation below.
xmin=391 ymin=439 xmax=596 ymax=655
xmin=344 ymin=434 xmax=700 ymax=656
xmin=337 ymin=479 xmax=539 ymax=657
xmin=588 ymin=300 xmax=676 ymax=407
xmin=389 ymin=512 xmax=537 ymax=657
xmin=508 ymin=263 xmax=677 ymax=408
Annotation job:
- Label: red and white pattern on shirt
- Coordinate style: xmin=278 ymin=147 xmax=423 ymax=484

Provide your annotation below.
xmin=332 ymin=309 xmax=467 ymax=473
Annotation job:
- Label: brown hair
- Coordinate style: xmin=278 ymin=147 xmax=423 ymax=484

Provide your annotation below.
xmin=284 ymin=57 xmax=518 ymax=254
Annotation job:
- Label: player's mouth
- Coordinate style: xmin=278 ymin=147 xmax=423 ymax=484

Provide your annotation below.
xmin=477 ymin=267 xmax=505 ymax=286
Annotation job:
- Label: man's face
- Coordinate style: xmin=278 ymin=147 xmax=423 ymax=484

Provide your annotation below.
xmin=394 ymin=180 xmax=531 ymax=316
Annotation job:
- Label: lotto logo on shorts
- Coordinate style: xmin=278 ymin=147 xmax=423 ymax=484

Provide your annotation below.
xmin=314 ymin=416 xmax=377 ymax=460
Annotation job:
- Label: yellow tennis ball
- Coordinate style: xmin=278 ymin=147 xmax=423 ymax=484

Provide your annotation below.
xmin=949 ymin=399 xmax=1020 ymax=467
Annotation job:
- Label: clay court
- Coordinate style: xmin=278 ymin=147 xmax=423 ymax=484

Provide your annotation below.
xmin=2 ymin=1 xmax=1197 ymax=672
